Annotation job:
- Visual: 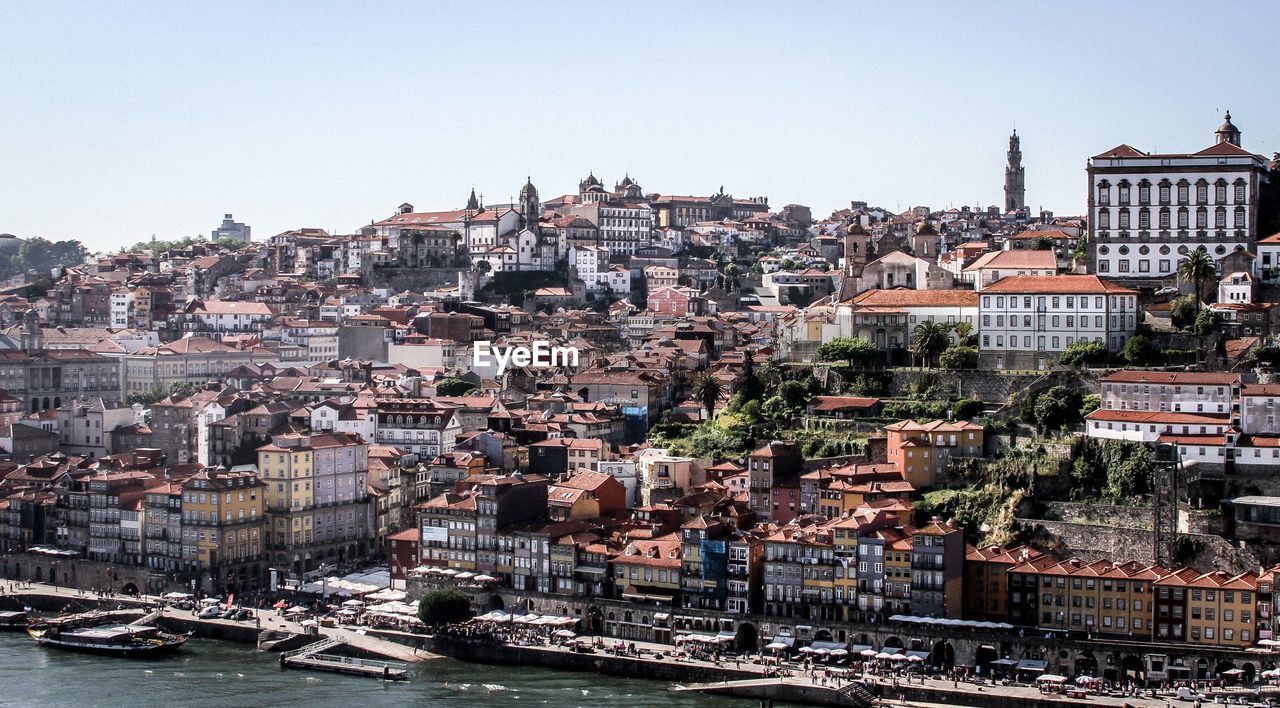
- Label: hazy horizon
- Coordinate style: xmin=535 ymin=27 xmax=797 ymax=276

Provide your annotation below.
xmin=2 ymin=1 xmax=1276 ymax=251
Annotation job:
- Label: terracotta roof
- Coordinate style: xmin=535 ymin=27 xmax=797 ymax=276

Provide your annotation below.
xmin=1104 ymin=371 xmax=1239 ymax=386
xmin=1086 ymin=409 xmax=1231 ymax=425
xmin=1091 ymin=144 xmax=1146 ymax=159
xmin=963 ymin=249 xmax=1057 ymax=272
xmin=851 ymin=289 xmax=979 ymax=308
xmin=982 ymin=274 xmax=1135 ymax=295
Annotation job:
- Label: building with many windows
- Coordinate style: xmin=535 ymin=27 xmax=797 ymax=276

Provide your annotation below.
xmin=1087 ymin=114 xmax=1271 ymax=278
xmin=979 ymin=275 xmax=1137 ymax=369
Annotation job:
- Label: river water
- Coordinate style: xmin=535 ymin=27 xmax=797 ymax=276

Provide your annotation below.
xmin=0 ymin=633 xmax=757 ymax=707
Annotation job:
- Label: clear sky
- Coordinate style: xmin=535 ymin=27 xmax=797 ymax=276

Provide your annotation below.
xmin=1 ymin=1 xmax=1276 ymax=252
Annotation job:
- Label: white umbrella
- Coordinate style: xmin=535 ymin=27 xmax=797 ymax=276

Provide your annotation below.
xmin=1037 ymin=674 xmax=1068 ymax=683
xmin=890 ymin=654 xmax=909 ymax=662
xmin=554 ymin=629 xmax=577 ymax=638
xmin=341 ymin=599 xmax=364 ymax=607
xmin=798 ymin=647 xmax=815 ymax=654
xmin=766 ymin=642 xmax=789 ymax=651
xmin=830 ymin=649 xmax=849 ymax=657
xmin=875 ymin=652 xmax=895 ymax=660
xmin=860 ymin=649 xmax=878 ymax=658
xmin=473 ymin=575 xmax=498 ymax=583
xmin=908 ymin=655 xmax=925 ymax=663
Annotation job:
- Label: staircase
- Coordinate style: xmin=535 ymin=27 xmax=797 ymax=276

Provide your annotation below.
xmin=131 ymin=609 xmax=163 ymax=626
xmin=281 ymin=636 xmax=342 ymax=659
xmin=836 ymin=681 xmax=878 ymax=708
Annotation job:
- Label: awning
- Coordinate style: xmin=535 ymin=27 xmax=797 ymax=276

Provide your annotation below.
xmin=1016 ymin=659 xmax=1047 ymax=672
xmin=765 ymin=636 xmax=795 ymax=648
xmin=809 ymin=641 xmax=848 ymax=652
xmin=653 ymin=613 xmax=670 ymax=621
xmin=905 ymin=650 xmax=930 ymax=660
xmin=620 ymin=592 xmax=674 ymax=603
xmin=990 ymin=658 xmax=1018 ymax=667
xmin=1037 ymin=674 xmax=1068 ymax=683
xmin=576 ymin=566 xmax=608 ymax=574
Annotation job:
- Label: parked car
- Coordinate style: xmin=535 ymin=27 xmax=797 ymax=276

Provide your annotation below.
xmin=197 ymin=605 xmax=223 ymax=619
xmin=1175 ymin=686 xmax=1205 ymax=701
xmin=233 ymin=609 xmax=254 ymax=621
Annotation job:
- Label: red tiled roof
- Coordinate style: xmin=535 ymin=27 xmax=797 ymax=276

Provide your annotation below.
xmin=1103 ymin=371 xmax=1239 ymax=386
xmin=851 ymin=289 xmax=979 ymax=308
xmin=982 ymin=274 xmax=1135 ymax=295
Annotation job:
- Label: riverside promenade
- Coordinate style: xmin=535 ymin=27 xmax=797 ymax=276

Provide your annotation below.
xmin=428 ymin=631 xmax=1241 ymax=708
xmin=0 ymin=580 xmax=430 ymax=663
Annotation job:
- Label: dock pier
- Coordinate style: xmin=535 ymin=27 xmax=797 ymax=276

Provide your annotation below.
xmin=280 ymin=637 xmax=409 ymax=681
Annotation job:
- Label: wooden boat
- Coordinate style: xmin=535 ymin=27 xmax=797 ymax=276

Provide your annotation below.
xmin=27 ymin=623 xmax=188 ymax=656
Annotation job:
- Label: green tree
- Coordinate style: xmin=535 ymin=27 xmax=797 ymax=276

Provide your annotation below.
xmin=1032 ymin=385 xmax=1085 ymax=432
xmin=951 ymin=398 xmax=984 ymax=420
xmin=1121 ymin=335 xmax=1157 ymax=365
xmin=435 ymin=377 xmax=480 ymax=397
xmin=474 ymin=259 xmax=492 ymax=274
xmin=1079 ymin=393 xmax=1101 ymax=420
xmin=693 ymin=373 xmax=724 ymax=420
xmin=938 ymin=345 xmax=978 ymax=370
xmin=736 ymin=351 xmax=764 ymax=402
xmin=1032 ymin=236 xmax=1055 ymax=250
xmin=1193 ymin=308 xmax=1218 ymax=337
xmin=953 ymin=321 xmax=975 ymax=346
xmin=760 ymin=395 xmax=796 ymax=424
xmin=910 ymin=321 xmax=950 ymax=368
xmin=1170 ymin=295 xmax=1198 ymax=330
xmin=816 ymin=337 xmax=882 ymax=367
xmin=776 ymin=379 xmax=814 ymax=410
xmin=1057 ymin=339 xmax=1107 ymax=367
xmin=417 ymin=589 xmax=473 ymax=625
xmin=1177 ymin=247 xmax=1216 ymax=320
xmin=1101 ymin=440 xmax=1154 ymax=501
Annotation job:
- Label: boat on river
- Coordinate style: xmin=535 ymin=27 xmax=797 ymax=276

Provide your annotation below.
xmin=0 ymin=611 xmax=29 ymax=630
xmin=27 ymin=623 xmax=188 ymax=656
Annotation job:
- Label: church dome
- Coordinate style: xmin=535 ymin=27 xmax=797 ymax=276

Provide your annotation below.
xmin=1218 ymin=112 xmax=1238 ymax=133
xmin=582 ymin=172 xmax=600 ymax=187
xmin=519 ymin=177 xmax=538 ymax=202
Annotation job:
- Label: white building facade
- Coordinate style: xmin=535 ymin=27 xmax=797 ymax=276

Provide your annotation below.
xmin=1087 ymin=114 xmax=1270 ymax=279
xmin=978 ymin=275 xmax=1137 ymax=369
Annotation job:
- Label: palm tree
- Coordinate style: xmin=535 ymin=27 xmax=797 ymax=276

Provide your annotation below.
xmin=953 ymin=321 xmax=974 ymax=345
xmin=1177 ymin=247 xmax=1216 ymax=321
xmin=693 ymin=374 xmax=723 ymax=420
xmin=408 ymin=230 xmax=427 ymax=267
xmin=911 ymin=321 xmax=950 ymax=368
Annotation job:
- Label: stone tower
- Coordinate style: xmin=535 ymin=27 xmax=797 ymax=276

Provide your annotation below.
xmin=1216 ymin=112 xmax=1241 ymax=146
xmin=20 ymin=308 xmax=43 ymax=353
xmin=1004 ymin=130 xmax=1026 ymax=213
xmin=519 ymin=177 xmax=540 ymax=230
